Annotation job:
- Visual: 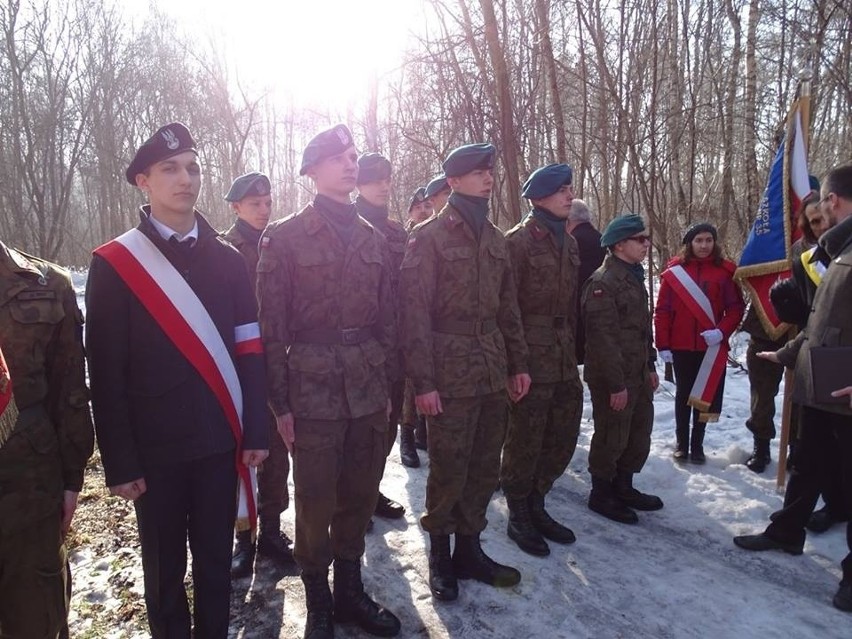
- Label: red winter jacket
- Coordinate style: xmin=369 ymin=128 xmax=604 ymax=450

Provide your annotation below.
xmin=654 ymin=256 xmax=745 ymax=352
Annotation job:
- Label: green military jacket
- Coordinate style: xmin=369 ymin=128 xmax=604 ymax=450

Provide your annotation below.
xmin=581 ymin=254 xmax=656 ymax=393
xmin=505 ymin=216 xmax=581 ymax=384
xmin=222 ymin=223 xmax=260 ymax=290
xmin=0 ymin=242 xmax=93 ymax=535
xmin=398 ymin=205 xmax=529 ymax=399
xmin=256 ymin=204 xmax=396 ymax=420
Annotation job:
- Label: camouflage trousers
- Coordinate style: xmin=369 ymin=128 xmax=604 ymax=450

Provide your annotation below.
xmin=401 ymin=378 xmax=417 ymax=426
xmin=292 ymin=412 xmax=387 ymax=575
xmin=746 ymin=336 xmax=785 ymax=440
xmin=587 ymin=383 xmax=654 ymax=480
xmin=0 ymin=512 xmax=68 ymax=638
xmin=385 ymin=379 xmax=405 ymax=456
xmin=421 ymin=391 xmax=508 ymax=536
xmin=257 ymin=411 xmax=290 ymax=522
xmin=501 ymin=380 xmax=583 ymax=500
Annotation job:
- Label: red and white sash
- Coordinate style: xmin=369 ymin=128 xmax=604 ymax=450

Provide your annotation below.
xmin=661 ymin=264 xmax=727 ymax=420
xmin=95 ymin=229 xmax=259 ymax=528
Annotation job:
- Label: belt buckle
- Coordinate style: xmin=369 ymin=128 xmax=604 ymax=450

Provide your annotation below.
xmin=341 ymin=328 xmax=360 ymax=345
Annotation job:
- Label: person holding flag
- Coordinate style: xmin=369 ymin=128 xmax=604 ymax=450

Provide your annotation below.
xmin=86 ymin=123 xmax=269 ymax=639
xmin=654 ymin=223 xmax=744 ymax=463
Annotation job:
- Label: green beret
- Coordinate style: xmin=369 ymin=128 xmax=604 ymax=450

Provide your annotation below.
xmin=682 ymin=222 xmax=717 ymax=245
xmin=224 ymin=171 xmax=271 ymax=202
xmin=521 ymin=163 xmax=573 ymax=199
xmin=357 ymin=153 xmax=392 ymax=185
xmin=299 ymin=124 xmax=354 ymax=176
xmin=442 ymin=143 xmax=495 ymax=178
xmin=126 ymin=122 xmax=196 ymax=184
xmin=600 ymin=214 xmax=647 ymax=247
xmin=408 ymin=187 xmax=427 ymax=211
xmin=424 ymin=175 xmax=449 ymax=198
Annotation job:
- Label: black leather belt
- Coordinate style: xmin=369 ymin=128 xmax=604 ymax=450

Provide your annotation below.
xmin=433 ymin=318 xmax=498 ymax=336
xmin=292 ymin=326 xmax=374 ymax=345
xmin=523 ymin=314 xmax=567 ymax=329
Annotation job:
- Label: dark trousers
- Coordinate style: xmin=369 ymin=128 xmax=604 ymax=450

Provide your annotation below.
xmin=292 ymin=412 xmax=387 ymax=575
xmin=134 ymin=451 xmax=237 ymax=639
xmin=673 ymin=350 xmax=725 ymax=427
xmin=746 ymin=336 xmax=784 ymax=440
xmin=765 ymin=407 xmax=852 ymax=581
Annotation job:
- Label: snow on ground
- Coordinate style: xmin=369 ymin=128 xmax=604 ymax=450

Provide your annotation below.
xmin=66 ymin=273 xmax=850 ymax=638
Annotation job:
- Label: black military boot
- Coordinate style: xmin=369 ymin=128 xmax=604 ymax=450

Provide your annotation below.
xmin=588 ymin=476 xmax=638 ymax=524
xmin=745 ymin=436 xmax=771 ymax=473
xmin=332 ymin=558 xmax=401 ymax=637
xmin=257 ymin=517 xmax=295 ymax=566
xmin=398 ymin=425 xmax=420 ymax=468
xmin=427 ymin=534 xmax=458 ymax=601
xmin=230 ymin=530 xmax=255 ymax=578
xmin=613 ymin=471 xmax=664 ymax=511
xmin=528 ymin=490 xmax=576 ymax=544
xmin=302 ymin=572 xmax=334 ymax=639
xmin=506 ymin=497 xmax=550 ymax=556
xmin=374 ymin=492 xmax=405 ymax=519
xmin=690 ymin=423 xmax=706 ymax=464
xmin=414 ymin=415 xmax=428 ymax=451
xmin=673 ymin=423 xmax=689 ymax=462
xmin=452 ymin=534 xmax=521 ymax=587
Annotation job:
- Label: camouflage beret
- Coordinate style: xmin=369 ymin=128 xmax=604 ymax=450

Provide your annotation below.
xmin=299 ymin=124 xmax=355 ymax=176
xmin=600 ymin=214 xmax=647 ymax=247
xmin=126 ymin=122 xmax=197 ymax=184
xmin=442 ymin=143 xmax=496 ymax=178
xmin=424 ymin=175 xmax=449 ymax=199
xmin=357 ymin=153 xmax=392 ymax=185
xmin=522 ymin=163 xmax=573 ymax=199
xmin=224 ymin=171 xmax=271 ymax=202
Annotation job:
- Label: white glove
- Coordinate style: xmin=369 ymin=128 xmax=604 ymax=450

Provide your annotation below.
xmin=700 ymin=328 xmax=724 ymax=346
xmin=658 ymin=350 xmax=673 ymax=364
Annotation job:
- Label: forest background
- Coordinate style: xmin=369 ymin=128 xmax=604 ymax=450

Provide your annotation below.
xmin=0 ymin=0 xmax=850 ymax=271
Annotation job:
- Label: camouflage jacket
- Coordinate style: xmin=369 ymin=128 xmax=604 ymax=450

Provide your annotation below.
xmin=398 ymin=205 xmax=529 ymax=398
xmin=505 ymin=216 xmax=581 ymax=384
xmin=222 ymin=223 xmax=260 ymax=290
xmin=256 ymin=204 xmax=396 ymax=420
xmin=0 ymin=242 xmax=93 ymax=534
xmin=581 ymin=254 xmax=656 ymax=392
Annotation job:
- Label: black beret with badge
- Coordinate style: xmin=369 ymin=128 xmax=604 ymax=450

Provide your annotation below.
xmin=441 ymin=143 xmax=496 ymax=178
xmin=125 ymin=122 xmax=197 ymax=184
xmin=224 ymin=172 xmax=271 ymax=202
xmin=356 ymin=152 xmax=392 ymax=185
xmin=299 ymin=124 xmax=355 ymax=176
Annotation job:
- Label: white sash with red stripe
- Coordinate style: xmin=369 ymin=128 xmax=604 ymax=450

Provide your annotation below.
xmin=661 ymin=264 xmax=728 ymax=420
xmin=95 ymin=228 xmax=259 ymax=527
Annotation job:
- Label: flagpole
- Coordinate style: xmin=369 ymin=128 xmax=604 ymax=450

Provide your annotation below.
xmin=776 ymin=68 xmax=812 ymax=491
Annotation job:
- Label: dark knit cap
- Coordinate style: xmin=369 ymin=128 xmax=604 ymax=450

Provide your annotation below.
xmin=682 ymin=222 xmax=717 ymax=245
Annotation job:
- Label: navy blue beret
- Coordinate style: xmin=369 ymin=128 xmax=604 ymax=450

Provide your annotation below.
xmin=224 ymin=172 xmax=271 ymax=202
xmin=600 ymin=214 xmax=647 ymax=247
xmin=299 ymin=124 xmax=355 ymax=176
xmin=809 ymin=174 xmax=820 ymax=193
xmin=357 ymin=152 xmax=392 ymax=185
xmin=126 ymin=122 xmax=196 ymax=184
xmin=442 ymin=143 xmax=495 ymax=178
xmin=682 ymin=222 xmax=717 ymax=245
xmin=521 ymin=163 xmax=573 ymax=199
xmin=424 ymin=175 xmax=449 ymax=198
xmin=408 ymin=187 xmax=427 ymax=211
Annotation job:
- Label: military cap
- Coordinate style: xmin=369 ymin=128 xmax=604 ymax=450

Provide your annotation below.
xmin=521 ymin=163 xmax=574 ymax=199
xmin=682 ymin=222 xmax=717 ymax=245
xmin=125 ymin=122 xmax=196 ymax=184
xmin=809 ymin=174 xmax=820 ymax=193
xmin=224 ymin=171 xmax=271 ymax=202
xmin=599 ymin=213 xmax=647 ymax=247
xmin=408 ymin=187 xmax=427 ymax=211
xmin=441 ymin=143 xmax=495 ymax=178
xmin=357 ymin=152 xmax=392 ymax=185
xmin=299 ymin=124 xmax=355 ymax=176
xmin=424 ymin=175 xmax=449 ymax=198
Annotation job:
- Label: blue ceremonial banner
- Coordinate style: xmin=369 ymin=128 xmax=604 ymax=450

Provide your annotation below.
xmin=738 ymin=142 xmax=788 ymax=270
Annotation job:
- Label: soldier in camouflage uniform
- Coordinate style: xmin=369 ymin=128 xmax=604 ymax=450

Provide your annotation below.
xmin=256 ymin=125 xmax=400 ymax=639
xmin=354 ymin=153 xmax=407 ymax=517
xmin=222 ymin=172 xmax=295 ymax=577
xmin=582 ymin=214 xmax=662 ymax=525
xmin=399 ymin=143 xmax=530 ymax=602
xmin=500 ymin=164 xmax=583 ymax=556
xmin=0 ymin=240 xmax=94 ymax=638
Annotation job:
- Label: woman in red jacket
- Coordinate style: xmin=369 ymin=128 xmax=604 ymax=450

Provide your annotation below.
xmin=654 ymin=223 xmax=745 ymax=463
